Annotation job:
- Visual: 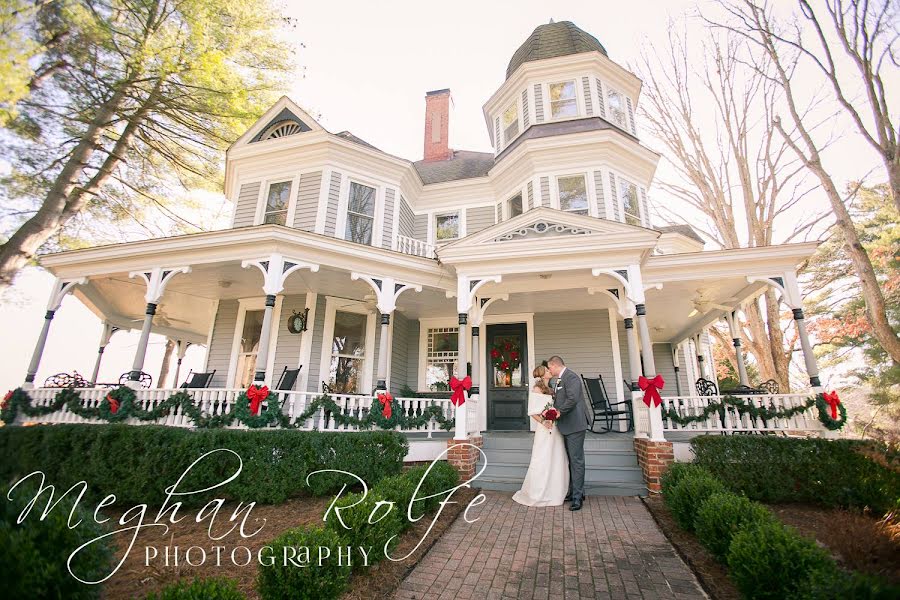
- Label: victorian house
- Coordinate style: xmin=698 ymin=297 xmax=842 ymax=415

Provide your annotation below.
xmin=21 ymin=21 xmax=825 ymax=494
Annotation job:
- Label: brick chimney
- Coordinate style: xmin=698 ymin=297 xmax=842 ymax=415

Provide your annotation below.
xmin=423 ymin=89 xmax=453 ymax=161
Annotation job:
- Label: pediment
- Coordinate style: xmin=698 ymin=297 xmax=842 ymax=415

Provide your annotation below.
xmin=230 ymin=96 xmax=324 ymax=148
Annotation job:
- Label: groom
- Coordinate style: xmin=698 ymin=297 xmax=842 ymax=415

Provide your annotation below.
xmin=547 ymin=355 xmax=592 ymax=511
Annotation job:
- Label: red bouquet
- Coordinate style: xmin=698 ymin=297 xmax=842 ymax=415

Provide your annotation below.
xmin=541 ymin=402 xmax=560 ymax=433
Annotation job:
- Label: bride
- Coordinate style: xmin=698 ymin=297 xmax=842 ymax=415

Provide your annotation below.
xmin=512 ymin=365 xmax=570 ymax=506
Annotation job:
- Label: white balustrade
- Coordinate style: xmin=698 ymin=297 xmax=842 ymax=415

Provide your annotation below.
xmin=660 ymin=393 xmax=817 ymax=434
xmin=396 ymin=235 xmax=436 ymax=259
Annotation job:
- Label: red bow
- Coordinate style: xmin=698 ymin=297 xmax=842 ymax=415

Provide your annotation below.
xmin=246 ymin=385 xmax=269 ymax=416
xmin=638 ymin=375 xmax=665 ymax=408
xmin=822 ymin=391 xmax=841 ymax=420
xmin=1 ymin=390 xmax=12 ymax=410
xmin=449 ymin=376 xmax=471 ymax=407
xmin=377 ymin=392 xmax=393 ymax=419
xmin=107 ymin=393 xmax=119 ymax=415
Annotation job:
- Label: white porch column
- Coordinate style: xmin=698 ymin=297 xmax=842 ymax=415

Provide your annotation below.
xmin=623 ymin=316 xmax=642 ymax=392
xmin=172 ymin=340 xmax=190 ymax=387
xmin=694 ymin=332 xmax=709 ymax=380
xmin=351 ymin=273 xmax=422 ymax=392
xmin=672 ymin=344 xmax=683 ymax=396
xmin=24 ymin=277 xmax=85 ymax=388
xmin=724 ymin=310 xmax=750 ymax=386
xmin=127 ymin=267 xmax=191 ymax=389
xmin=244 ymin=255 xmax=320 ymax=386
xmin=627 ymin=265 xmax=666 ymax=441
xmin=90 ymin=322 xmax=120 ymax=384
xmin=452 ymin=275 xmax=501 ymax=440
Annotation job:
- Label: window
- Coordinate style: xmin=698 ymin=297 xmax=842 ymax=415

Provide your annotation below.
xmin=328 ymin=311 xmax=368 ymax=393
xmin=502 ymin=102 xmax=519 ymax=143
xmin=345 ymin=182 xmax=376 ymax=245
xmin=426 ymin=328 xmax=458 ymax=391
xmin=435 ymin=212 xmax=459 ymax=241
xmin=264 ymin=181 xmax=291 ymax=225
xmin=557 ymin=175 xmax=589 ymax=215
xmin=549 ymin=81 xmax=577 ymax=119
xmin=508 ymin=194 xmax=523 ymax=218
xmin=607 ymin=88 xmax=628 ymax=129
xmin=619 ymin=179 xmax=641 ymax=226
xmin=233 ymin=309 xmax=264 ymax=387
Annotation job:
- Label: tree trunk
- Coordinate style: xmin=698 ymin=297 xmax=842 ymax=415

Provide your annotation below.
xmin=763 ymin=288 xmax=791 ymax=390
xmin=157 ymin=338 xmax=175 ymax=388
xmin=888 ymin=161 xmax=900 ymax=215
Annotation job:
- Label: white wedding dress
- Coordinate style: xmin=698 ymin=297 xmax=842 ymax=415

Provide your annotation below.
xmin=512 ymin=391 xmax=570 ymax=507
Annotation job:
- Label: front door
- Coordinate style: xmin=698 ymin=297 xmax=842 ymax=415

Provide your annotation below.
xmin=486 ymin=322 xmax=529 ymax=430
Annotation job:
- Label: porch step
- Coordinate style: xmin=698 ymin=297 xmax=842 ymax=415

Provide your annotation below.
xmin=481 ymin=432 xmax=636 ymax=451
xmin=473 ymin=475 xmax=647 ymax=497
xmin=482 ymin=447 xmax=640 ymax=467
xmin=477 ymin=461 xmax=645 ymax=483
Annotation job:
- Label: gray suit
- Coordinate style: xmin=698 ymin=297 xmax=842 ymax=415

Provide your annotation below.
xmin=553 ymin=367 xmax=592 ymax=501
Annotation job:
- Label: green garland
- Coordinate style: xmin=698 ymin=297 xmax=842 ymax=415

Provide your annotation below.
xmin=662 ymin=394 xmax=845 ymax=430
xmin=0 ymin=387 xmax=454 ymax=432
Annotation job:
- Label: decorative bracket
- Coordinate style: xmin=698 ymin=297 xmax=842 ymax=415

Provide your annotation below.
xmin=99 ymin=321 xmax=121 ymax=347
xmin=47 ymin=277 xmax=87 ymax=311
xmin=129 ymin=267 xmax=191 ymax=304
xmin=591 ymin=268 xmax=635 ymax=302
xmin=350 ymin=273 xmax=422 ymax=313
xmin=450 ymin=275 xmax=502 ymax=314
xmin=470 ymin=294 xmax=509 ymax=327
xmin=587 ymin=287 xmax=627 ymax=317
xmin=747 ymin=271 xmax=801 ymax=309
xmin=242 ymin=254 xmax=319 ymax=295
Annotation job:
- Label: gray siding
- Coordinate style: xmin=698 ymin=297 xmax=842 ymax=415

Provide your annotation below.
xmin=640 ymin=187 xmax=650 ymax=228
xmin=596 ymin=79 xmax=606 ymax=119
xmin=390 ymin=312 xmax=411 ymax=395
xmin=582 ymin=77 xmax=593 ymax=116
xmin=609 ymin=172 xmax=621 ymax=221
xmin=407 ymin=319 xmax=420 ymax=391
xmin=521 ymin=89 xmax=530 ymax=129
xmin=206 ymin=300 xmax=239 ymax=387
xmin=273 ymin=294 xmax=306 ymax=387
xmin=413 ymin=213 xmax=428 ymax=241
xmin=324 ymin=172 xmax=341 ymax=236
xmin=526 ymin=181 xmax=534 ymax=210
xmin=495 ymin=202 xmax=502 ymax=223
xmin=233 ymin=182 xmax=260 ymax=228
xmin=306 ymin=295 xmax=328 ymax=392
xmin=292 ymin=171 xmax=321 ymax=232
xmin=626 ymin=97 xmax=636 ymax=135
xmin=593 ymin=171 xmax=606 ymax=219
xmin=534 ymin=84 xmax=544 ymax=123
xmin=617 ymin=319 xmax=633 ymax=388
xmin=534 ymin=309 xmax=621 ymax=404
xmin=495 ymin=117 xmax=501 ymax=151
xmin=540 ymin=176 xmax=550 ymax=207
xmin=653 ymin=343 xmax=687 ymax=395
xmin=466 ymin=205 xmax=494 ymax=235
xmin=398 ymin=195 xmax=415 ymax=239
xmin=382 ymin=188 xmax=395 ymax=249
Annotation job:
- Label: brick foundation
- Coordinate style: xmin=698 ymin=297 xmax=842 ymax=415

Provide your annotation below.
xmin=633 ymin=437 xmax=674 ymax=493
xmin=446 ymin=435 xmax=483 ymax=481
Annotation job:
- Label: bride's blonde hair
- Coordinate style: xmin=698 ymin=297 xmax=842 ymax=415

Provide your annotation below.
xmin=532 ymin=365 xmax=552 ymax=395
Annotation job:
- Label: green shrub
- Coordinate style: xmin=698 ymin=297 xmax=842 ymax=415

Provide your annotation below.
xmin=0 ymin=425 xmax=407 ymax=506
xmin=694 ymin=491 xmax=775 ymax=560
xmin=727 ymin=519 xmax=835 ymax=600
xmin=660 ymin=462 xmax=711 ymax=494
xmin=665 ymin=470 xmax=726 ymax=531
xmin=325 ymin=490 xmax=405 ymax=565
xmin=791 ymin=566 xmax=900 ymax=600
xmin=0 ymin=479 xmax=115 ymax=599
xmin=145 ymin=577 xmax=245 ymax=599
xmin=691 ymin=436 xmax=900 ymax=514
xmin=257 ymin=526 xmax=352 ymax=600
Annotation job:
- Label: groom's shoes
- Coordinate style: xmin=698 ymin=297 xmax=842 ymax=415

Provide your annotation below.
xmin=569 ymin=496 xmax=583 ymax=511
xmin=564 ymin=493 xmax=573 ymax=502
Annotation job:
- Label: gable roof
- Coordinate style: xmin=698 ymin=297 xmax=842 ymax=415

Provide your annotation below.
xmin=506 ymin=21 xmax=608 ymax=80
xmin=657 ymin=224 xmax=704 ymax=244
xmin=413 ymin=150 xmax=495 ymax=184
xmin=228 ymin=96 xmax=324 ymax=149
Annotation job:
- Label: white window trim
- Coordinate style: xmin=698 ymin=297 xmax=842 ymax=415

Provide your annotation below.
xmin=501 ymin=98 xmax=522 ymax=147
xmin=335 ymin=176 xmax=384 ymax=247
xmin=255 ymin=176 xmax=299 ymax=226
xmin=416 ymin=317 xmax=462 ymax=391
xmin=317 ymin=296 xmax=377 ymax=395
xmin=605 ymin=86 xmax=631 ymax=132
xmin=615 ymin=174 xmax=642 ymax=226
xmin=226 ymin=296 xmax=284 ymax=388
xmin=551 ymin=172 xmax=594 ymax=217
xmin=543 ymin=78 xmax=584 ymax=122
xmin=433 ymin=209 xmax=462 ymax=243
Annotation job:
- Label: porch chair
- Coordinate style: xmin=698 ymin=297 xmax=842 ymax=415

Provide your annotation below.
xmin=759 ymin=379 xmax=780 ymax=395
xmin=695 ymin=377 xmax=718 ymax=396
xmin=179 ymin=369 xmax=215 ymax=389
xmin=118 ymin=371 xmax=152 ymax=389
xmin=582 ymin=374 xmax=633 ymax=434
xmin=44 ymin=371 xmax=91 ymax=389
xmin=275 ymin=366 xmax=301 ymax=391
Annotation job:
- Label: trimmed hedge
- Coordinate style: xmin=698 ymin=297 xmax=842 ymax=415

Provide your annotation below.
xmin=694 ymin=491 xmax=774 ymax=561
xmin=659 ymin=461 xmax=709 ymax=493
xmin=145 ymin=577 xmax=245 ymax=599
xmin=664 ymin=468 xmax=726 ymax=532
xmin=257 ymin=526 xmax=352 ymax=600
xmin=1 ymin=480 xmax=115 ymax=599
xmin=0 ymin=424 xmax=408 ymax=506
xmin=793 ymin=566 xmax=900 ymax=600
xmin=691 ymin=436 xmax=900 ymax=514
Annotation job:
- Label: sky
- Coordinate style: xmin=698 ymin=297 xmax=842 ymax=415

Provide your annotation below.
xmin=0 ymin=0 xmax=893 ymax=391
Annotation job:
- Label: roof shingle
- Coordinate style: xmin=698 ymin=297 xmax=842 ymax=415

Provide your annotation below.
xmin=506 ymin=21 xmax=608 ymax=80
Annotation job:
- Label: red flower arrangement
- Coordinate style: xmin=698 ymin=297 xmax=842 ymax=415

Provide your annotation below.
xmin=490 ymin=337 xmax=521 ymax=374
xmin=540 ymin=402 xmax=560 ymax=434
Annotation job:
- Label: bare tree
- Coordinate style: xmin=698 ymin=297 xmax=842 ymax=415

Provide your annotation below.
xmin=157 ymin=338 xmax=175 ymax=389
xmin=640 ymin=27 xmax=825 ymax=388
xmin=713 ymin=0 xmax=900 ymax=366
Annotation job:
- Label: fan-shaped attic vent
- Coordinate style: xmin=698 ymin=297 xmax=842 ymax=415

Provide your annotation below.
xmin=261 ymin=120 xmax=303 ymax=140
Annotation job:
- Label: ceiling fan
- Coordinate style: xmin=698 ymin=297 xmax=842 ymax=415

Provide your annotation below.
xmin=688 ymin=289 xmax=734 ymax=318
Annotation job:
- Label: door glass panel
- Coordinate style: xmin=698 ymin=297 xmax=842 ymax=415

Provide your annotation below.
xmin=490 ymin=334 xmax=524 ymax=388
xmin=329 ymin=311 xmax=368 ymax=393
xmin=234 ymin=309 xmax=264 ymax=387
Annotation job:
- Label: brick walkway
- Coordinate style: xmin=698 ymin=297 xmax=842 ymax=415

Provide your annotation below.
xmin=394 ymin=492 xmax=706 ymax=600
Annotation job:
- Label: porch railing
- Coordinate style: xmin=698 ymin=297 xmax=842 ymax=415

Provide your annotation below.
xmin=396 ymin=235 xmax=436 ymax=259
xmin=19 ymin=388 xmax=456 ymax=437
xmin=659 ymin=393 xmax=818 ymax=434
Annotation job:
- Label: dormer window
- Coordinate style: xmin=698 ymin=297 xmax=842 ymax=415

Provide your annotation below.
xmin=264 ymin=181 xmax=291 ymax=225
xmin=558 ymin=175 xmax=588 ymax=216
xmin=502 ymin=102 xmax=519 ymax=144
xmin=508 ymin=194 xmax=523 ymax=218
xmin=435 ymin=212 xmax=460 ymax=242
xmin=345 ymin=182 xmax=376 ymax=244
xmin=607 ymin=88 xmax=628 ymax=130
xmin=549 ymin=81 xmax=577 ymax=119
xmin=619 ymin=179 xmax=641 ymax=226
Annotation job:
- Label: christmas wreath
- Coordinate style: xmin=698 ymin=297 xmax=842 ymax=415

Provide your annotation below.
xmin=232 ymin=385 xmax=286 ymax=428
xmin=490 ymin=337 xmax=521 ymax=373
xmin=815 ymin=391 xmax=847 ymax=431
xmin=98 ymin=386 xmax=136 ymax=422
